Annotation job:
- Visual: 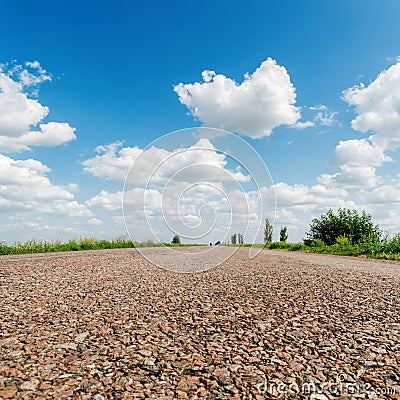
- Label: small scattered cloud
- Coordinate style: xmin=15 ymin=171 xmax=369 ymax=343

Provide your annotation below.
xmin=88 ymin=218 xmax=103 ymax=226
xmin=310 ymin=105 xmax=338 ymax=127
xmin=291 ymin=120 xmax=314 ymax=129
xmin=289 ymin=105 xmax=338 ymax=131
xmin=19 ymin=60 xmax=52 ymax=87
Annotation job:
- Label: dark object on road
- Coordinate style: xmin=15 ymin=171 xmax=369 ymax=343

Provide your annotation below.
xmin=215 ymin=241 xmax=221 ymax=245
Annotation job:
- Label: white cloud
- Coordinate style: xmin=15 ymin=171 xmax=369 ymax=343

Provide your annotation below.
xmin=334 ymin=138 xmax=392 ymax=167
xmin=64 ymin=183 xmax=80 ymax=193
xmin=289 ymin=104 xmax=338 ymax=130
xmin=265 ymin=174 xmax=400 ymax=241
xmin=320 ymin=166 xmax=379 ymax=188
xmin=50 ymin=202 xmax=92 ymax=217
xmin=112 ymin=215 xmax=124 ymax=225
xmin=0 ymin=122 xmax=76 ymax=152
xmin=86 ymin=188 xmax=163 ymax=214
xmin=86 ymin=189 xmax=123 ymax=210
xmin=88 ymin=218 xmax=103 ymax=225
xmin=24 ymin=122 xmax=76 ymax=147
xmin=360 ymin=181 xmax=400 ymax=205
xmin=82 ymin=142 xmax=143 ymax=182
xmin=0 ymin=62 xmax=76 ymax=152
xmin=84 ymin=138 xmax=265 ymax=243
xmin=343 ymin=61 xmax=400 ymax=149
xmin=291 ymin=120 xmax=314 ymax=129
xmin=0 ymin=153 xmax=91 ymax=217
xmin=19 ymin=60 xmax=52 ymax=86
xmin=0 ymin=60 xmax=88 ymax=242
xmin=81 ymin=60 xmax=400 ymax=243
xmin=269 ymin=182 xmax=349 ymax=208
xmin=320 ymin=62 xmax=400 ymax=190
xmin=83 ymin=138 xmax=249 ymax=186
xmin=310 ymin=105 xmax=338 ymax=127
xmin=0 ymin=71 xmax=48 ymax=137
xmin=254 ymin=182 xmax=357 ymax=241
xmin=85 ymin=188 xmax=167 ymax=242
xmin=174 ymin=58 xmax=301 ymax=138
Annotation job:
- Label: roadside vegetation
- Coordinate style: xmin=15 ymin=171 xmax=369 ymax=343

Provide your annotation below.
xmin=0 ymin=237 xmax=137 ymax=255
xmin=265 ymin=208 xmax=400 ymax=260
xmin=265 ymin=237 xmax=400 ymax=260
xmin=0 ymin=235 xmax=209 ymax=255
xmin=1 ymin=209 xmax=400 ymax=259
xmin=0 ymin=237 xmax=200 ymax=256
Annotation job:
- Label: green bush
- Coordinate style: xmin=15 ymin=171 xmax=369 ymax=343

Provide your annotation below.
xmin=383 ymin=233 xmax=400 ymax=254
xmin=265 ymin=241 xmax=306 ymax=251
xmin=305 ymin=208 xmax=381 ymax=246
xmin=268 ymin=241 xmax=292 ymax=249
xmin=289 ymin=243 xmax=306 ymax=251
xmin=279 ymin=226 xmax=288 ymax=242
xmin=335 ymin=235 xmax=351 ymax=246
xmin=171 ymin=235 xmax=181 ymax=245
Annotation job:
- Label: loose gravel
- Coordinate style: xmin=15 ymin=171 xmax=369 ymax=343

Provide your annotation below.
xmin=0 ymin=247 xmax=399 ymax=399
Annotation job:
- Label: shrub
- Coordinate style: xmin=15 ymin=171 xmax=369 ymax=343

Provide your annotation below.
xmin=279 ymin=226 xmax=288 ymax=242
xmin=305 ymin=208 xmax=381 ymax=246
xmin=383 ymin=233 xmax=400 ymax=254
xmin=269 ymin=241 xmax=292 ymax=249
xmin=335 ymin=235 xmax=351 ymax=246
xmin=171 ymin=234 xmax=181 ymax=245
xmin=289 ymin=243 xmax=306 ymax=251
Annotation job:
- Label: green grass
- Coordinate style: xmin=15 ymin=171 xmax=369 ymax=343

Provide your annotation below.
xmin=264 ymin=236 xmax=400 ymax=260
xmin=0 ymin=238 xmax=134 ymax=255
xmin=2 ymin=236 xmax=400 ymax=260
xmin=0 ymin=237 xmax=203 ymax=256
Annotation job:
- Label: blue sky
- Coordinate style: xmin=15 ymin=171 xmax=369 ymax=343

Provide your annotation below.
xmin=1 ymin=0 xmax=400 ymax=243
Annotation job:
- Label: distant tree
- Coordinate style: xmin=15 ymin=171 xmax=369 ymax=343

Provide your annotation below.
xmin=171 ymin=234 xmax=181 ymax=245
xmin=238 ymin=233 xmax=244 ymax=245
xmin=231 ymin=234 xmax=237 ymax=245
xmin=305 ymin=208 xmax=381 ymax=245
xmin=279 ymin=226 xmax=288 ymax=242
xmin=264 ymin=218 xmax=273 ymax=243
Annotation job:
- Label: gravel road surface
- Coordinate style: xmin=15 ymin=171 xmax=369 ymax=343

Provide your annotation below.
xmin=0 ymin=247 xmax=399 ymax=399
